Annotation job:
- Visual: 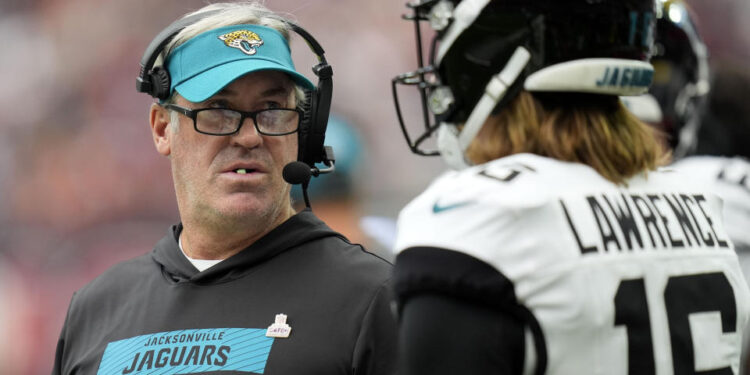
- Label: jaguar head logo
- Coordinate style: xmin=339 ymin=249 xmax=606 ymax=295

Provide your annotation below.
xmin=218 ymin=30 xmax=264 ymax=55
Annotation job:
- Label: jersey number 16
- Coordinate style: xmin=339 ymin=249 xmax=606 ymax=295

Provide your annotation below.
xmin=614 ymin=272 xmax=738 ymax=374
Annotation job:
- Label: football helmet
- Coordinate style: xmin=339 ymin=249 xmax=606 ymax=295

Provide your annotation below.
xmin=392 ymin=0 xmax=657 ymax=169
xmin=623 ymin=0 xmax=709 ymax=159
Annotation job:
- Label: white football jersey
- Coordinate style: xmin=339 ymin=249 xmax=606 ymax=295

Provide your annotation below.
xmin=672 ymin=156 xmax=750 ymax=270
xmin=395 ymin=153 xmax=750 ymax=375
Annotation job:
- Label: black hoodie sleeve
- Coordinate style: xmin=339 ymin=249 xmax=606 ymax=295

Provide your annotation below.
xmin=52 ymin=292 xmax=76 ymax=375
xmin=352 ymin=279 xmax=398 ymax=375
xmin=52 ymin=326 xmax=66 ymax=375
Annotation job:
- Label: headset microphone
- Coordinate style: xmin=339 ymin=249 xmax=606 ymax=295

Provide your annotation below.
xmin=283 ymin=161 xmax=313 ymax=208
xmin=283 ymin=146 xmax=336 ymax=209
xmin=283 ymin=161 xmax=312 ymax=185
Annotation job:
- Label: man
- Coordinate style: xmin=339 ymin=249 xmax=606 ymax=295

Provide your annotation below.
xmin=671 ymin=63 xmax=750 ymax=270
xmin=623 ymin=0 xmax=750 ymax=273
xmin=623 ymin=2 xmax=750 ymax=370
xmin=624 ymin=0 xmax=750 ymax=289
xmin=390 ymin=0 xmax=750 ymax=374
xmin=52 ymin=2 xmax=396 ymax=374
xmin=670 ymin=65 xmax=750 ymax=374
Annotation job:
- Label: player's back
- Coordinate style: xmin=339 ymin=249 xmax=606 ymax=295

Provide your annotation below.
xmin=395 ymin=153 xmax=750 ymax=374
xmin=671 ymin=156 xmax=750 ymax=252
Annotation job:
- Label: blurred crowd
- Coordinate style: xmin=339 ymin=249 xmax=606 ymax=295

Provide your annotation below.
xmin=0 ymin=0 xmax=747 ymax=373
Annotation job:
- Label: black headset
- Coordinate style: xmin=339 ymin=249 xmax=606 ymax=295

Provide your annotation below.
xmin=136 ymin=10 xmax=334 ymax=169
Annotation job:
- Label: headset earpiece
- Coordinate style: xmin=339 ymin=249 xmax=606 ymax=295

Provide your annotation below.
xmin=150 ymin=66 xmax=172 ymax=100
xmin=289 ymin=24 xmax=334 ymax=169
xmin=136 ymin=11 xmax=221 ymax=99
xmin=298 ymin=89 xmax=315 ymax=165
xmin=298 ymin=60 xmax=333 ymax=167
xmin=307 ymin=63 xmax=333 ymax=167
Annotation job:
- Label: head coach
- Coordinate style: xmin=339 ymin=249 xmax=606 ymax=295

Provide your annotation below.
xmin=51 ymin=2 xmax=396 ymax=374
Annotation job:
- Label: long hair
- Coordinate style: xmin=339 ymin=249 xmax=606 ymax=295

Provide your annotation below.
xmin=465 ymin=91 xmax=670 ymax=184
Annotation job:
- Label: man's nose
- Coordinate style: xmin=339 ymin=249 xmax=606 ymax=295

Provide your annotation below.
xmin=230 ymin=117 xmax=262 ymax=148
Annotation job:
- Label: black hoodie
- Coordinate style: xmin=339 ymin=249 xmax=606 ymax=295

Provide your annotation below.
xmin=53 ymin=210 xmax=396 ymax=375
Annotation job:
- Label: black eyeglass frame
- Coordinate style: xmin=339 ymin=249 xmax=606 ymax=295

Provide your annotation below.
xmin=164 ymin=104 xmax=303 ymax=136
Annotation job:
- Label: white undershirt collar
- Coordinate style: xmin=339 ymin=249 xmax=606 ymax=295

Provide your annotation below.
xmin=178 ymin=234 xmax=223 ymax=272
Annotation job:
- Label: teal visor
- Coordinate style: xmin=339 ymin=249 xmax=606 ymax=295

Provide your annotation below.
xmin=166 ymin=24 xmax=314 ymax=103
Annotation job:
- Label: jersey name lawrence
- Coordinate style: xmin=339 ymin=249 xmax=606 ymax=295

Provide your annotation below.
xmin=395 ymin=154 xmax=750 ymax=375
xmin=561 ymin=190 xmax=729 ymax=254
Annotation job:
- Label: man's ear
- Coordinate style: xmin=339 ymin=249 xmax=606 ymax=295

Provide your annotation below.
xmin=150 ymin=103 xmax=172 ymax=156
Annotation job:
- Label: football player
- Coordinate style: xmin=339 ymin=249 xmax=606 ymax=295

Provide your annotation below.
xmin=625 ymin=0 xmax=750 ymax=276
xmin=670 ymin=65 xmax=750 ymax=277
xmin=622 ymin=0 xmax=710 ymax=160
xmin=390 ymin=0 xmax=750 ymax=374
xmin=623 ymin=1 xmax=750 ymax=371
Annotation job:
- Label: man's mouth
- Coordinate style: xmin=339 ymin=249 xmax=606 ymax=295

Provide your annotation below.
xmin=234 ymin=168 xmax=256 ymax=174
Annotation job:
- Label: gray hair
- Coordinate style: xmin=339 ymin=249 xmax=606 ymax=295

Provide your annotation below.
xmin=163 ymin=2 xmax=295 ymax=58
xmin=159 ymin=1 xmax=307 ymax=106
xmin=169 ymin=109 xmax=181 ymax=133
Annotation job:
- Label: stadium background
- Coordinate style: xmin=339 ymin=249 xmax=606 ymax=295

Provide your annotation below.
xmin=0 ymin=0 xmax=747 ymax=373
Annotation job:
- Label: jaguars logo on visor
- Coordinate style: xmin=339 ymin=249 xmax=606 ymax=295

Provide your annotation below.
xmin=218 ymin=30 xmax=264 ymax=55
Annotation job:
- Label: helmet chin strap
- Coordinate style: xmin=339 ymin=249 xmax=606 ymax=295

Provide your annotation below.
xmin=437 ymin=47 xmax=531 ymax=170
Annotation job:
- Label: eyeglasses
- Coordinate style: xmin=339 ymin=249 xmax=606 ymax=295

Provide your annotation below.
xmin=164 ymin=104 xmax=303 ymax=136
